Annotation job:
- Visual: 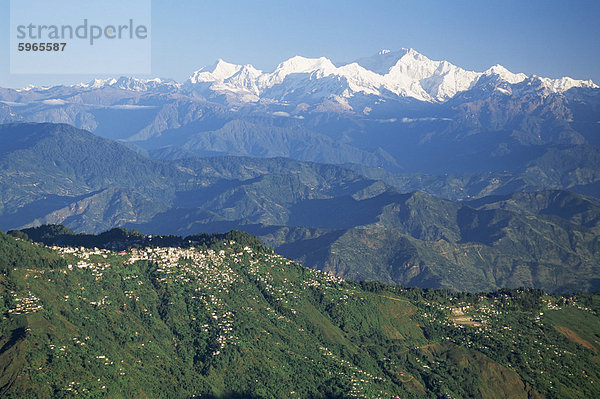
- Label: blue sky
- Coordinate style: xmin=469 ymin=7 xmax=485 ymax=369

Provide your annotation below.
xmin=1 ymin=0 xmax=599 ymax=88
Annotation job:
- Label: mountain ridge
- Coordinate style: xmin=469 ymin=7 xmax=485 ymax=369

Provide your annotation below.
xmin=2 ymin=123 xmax=599 ymax=293
xmin=8 ymin=48 xmax=598 ymax=104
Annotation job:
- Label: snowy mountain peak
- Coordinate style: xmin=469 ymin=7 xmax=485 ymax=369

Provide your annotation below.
xmin=537 ymin=76 xmax=599 ymax=92
xmin=274 ymin=56 xmax=336 ymax=74
xmin=72 ymin=77 xmax=179 ymax=92
xmin=355 ymin=48 xmax=411 ymax=75
xmin=89 ymin=78 xmax=118 ymax=88
xmin=188 ymin=59 xmax=242 ymax=84
xmin=221 ymin=64 xmax=264 ymax=96
xmin=259 ymin=56 xmax=338 ymax=88
xmin=401 ymin=47 xmax=426 ymax=59
xmin=15 ymin=83 xmax=51 ymax=92
xmin=38 ymin=49 xmax=596 ymax=110
xmin=181 ymin=50 xmax=598 ymax=106
xmin=484 ymin=64 xmax=527 ymax=84
xmin=232 ymin=64 xmax=263 ymax=79
xmin=383 ymin=50 xmax=480 ymax=101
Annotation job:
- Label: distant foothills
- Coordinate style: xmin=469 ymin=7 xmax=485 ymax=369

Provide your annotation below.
xmin=0 ymin=122 xmax=599 ymax=293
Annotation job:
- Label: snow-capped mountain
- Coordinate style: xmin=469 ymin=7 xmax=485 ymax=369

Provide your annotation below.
xmin=186 ymin=60 xmax=263 ymax=102
xmin=355 ymin=48 xmax=480 ymax=101
xmin=483 ymin=65 xmax=527 ymax=85
xmin=74 ymin=77 xmax=180 ymax=92
xmin=183 ymin=48 xmax=598 ymax=104
xmin=6 ymin=48 xmax=597 ymax=110
xmin=1 ymin=48 xmax=598 ymax=143
xmin=1 ymin=48 xmax=598 ymax=181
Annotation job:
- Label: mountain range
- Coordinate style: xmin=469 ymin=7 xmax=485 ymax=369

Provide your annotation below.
xmin=1 ymin=123 xmax=599 ymax=293
xmin=1 ymin=48 xmax=599 ymax=293
xmin=8 ymin=48 xmax=597 ymax=104
xmin=1 ymin=49 xmax=599 ymax=182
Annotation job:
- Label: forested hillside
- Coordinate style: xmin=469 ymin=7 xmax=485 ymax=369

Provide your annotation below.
xmin=1 ymin=229 xmax=599 ymax=398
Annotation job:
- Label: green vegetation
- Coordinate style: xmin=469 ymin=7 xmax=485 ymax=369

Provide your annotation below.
xmin=264 ymin=190 xmax=600 ymax=293
xmin=1 ymin=229 xmax=598 ymax=398
xmin=12 ymin=225 xmax=268 ymax=254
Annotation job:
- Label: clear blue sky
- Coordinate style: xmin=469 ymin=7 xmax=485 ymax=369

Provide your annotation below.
xmin=1 ymin=0 xmax=599 ymax=88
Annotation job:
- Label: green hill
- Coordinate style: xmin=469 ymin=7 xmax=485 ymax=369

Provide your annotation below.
xmin=1 ymin=229 xmax=599 ymax=398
